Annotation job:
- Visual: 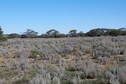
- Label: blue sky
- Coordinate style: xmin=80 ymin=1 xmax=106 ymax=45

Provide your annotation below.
xmin=0 ymin=0 xmax=126 ymax=34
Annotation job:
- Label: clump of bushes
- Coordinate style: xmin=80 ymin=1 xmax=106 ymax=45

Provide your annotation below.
xmin=29 ymin=50 xmax=45 ymax=60
xmin=1 ymin=35 xmax=126 ymax=84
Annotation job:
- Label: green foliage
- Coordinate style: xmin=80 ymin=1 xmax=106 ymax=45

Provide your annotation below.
xmin=61 ymin=80 xmax=73 ymax=84
xmin=22 ymin=29 xmax=38 ymax=38
xmin=0 ymin=35 xmax=7 ymax=41
xmin=86 ymin=28 xmax=126 ymax=36
xmin=8 ymin=33 xmax=21 ymax=38
xmin=86 ymin=28 xmax=110 ymax=36
xmin=3 ymin=27 xmax=126 ymax=38
xmin=108 ymin=29 xmax=126 ymax=36
xmin=80 ymin=79 xmax=106 ymax=84
xmin=0 ymin=66 xmax=18 ymax=80
xmin=78 ymin=31 xmax=85 ymax=37
xmin=0 ymin=27 xmax=7 ymax=41
xmin=29 ymin=50 xmax=44 ymax=60
xmin=69 ymin=30 xmax=77 ymax=34
xmin=12 ymin=78 xmax=29 ymax=84
xmin=69 ymin=29 xmax=78 ymax=37
xmin=0 ymin=27 xmax=3 ymax=35
xmin=63 ymin=71 xmax=78 ymax=80
xmin=46 ymin=29 xmax=59 ymax=37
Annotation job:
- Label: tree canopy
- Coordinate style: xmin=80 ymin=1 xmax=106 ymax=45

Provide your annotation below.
xmin=1 ymin=27 xmax=126 ymax=39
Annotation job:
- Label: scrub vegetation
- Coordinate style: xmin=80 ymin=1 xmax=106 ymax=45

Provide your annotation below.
xmin=0 ymin=27 xmax=126 ymax=84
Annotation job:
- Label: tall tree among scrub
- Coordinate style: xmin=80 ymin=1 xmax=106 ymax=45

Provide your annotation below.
xmin=21 ymin=29 xmax=38 ymax=38
xmin=0 ymin=26 xmax=7 ymax=41
xmin=46 ymin=29 xmax=60 ymax=38
xmin=69 ymin=29 xmax=77 ymax=37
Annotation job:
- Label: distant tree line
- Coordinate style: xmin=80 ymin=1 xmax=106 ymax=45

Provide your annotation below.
xmin=0 ymin=26 xmax=126 ymax=40
xmin=86 ymin=28 xmax=126 ymax=36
